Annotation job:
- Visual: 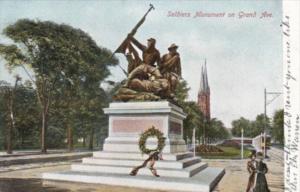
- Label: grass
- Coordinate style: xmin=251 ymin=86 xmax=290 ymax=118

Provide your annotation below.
xmin=198 ymin=146 xmax=251 ymax=159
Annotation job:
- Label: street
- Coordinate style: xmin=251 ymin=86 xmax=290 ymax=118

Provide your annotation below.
xmin=0 ymin=147 xmax=284 ymax=192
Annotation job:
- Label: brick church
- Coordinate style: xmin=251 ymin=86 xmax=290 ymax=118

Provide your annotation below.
xmin=197 ymin=59 xmax=210 ymax=120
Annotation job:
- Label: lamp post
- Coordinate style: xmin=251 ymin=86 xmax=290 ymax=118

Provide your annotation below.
xmin=241 ymin=128 xmax=244 ymax=159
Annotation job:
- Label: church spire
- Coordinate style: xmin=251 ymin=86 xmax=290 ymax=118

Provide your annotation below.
xmin=199 ymin=59 xmax=210 ymax=93
xmin=197 ymin=59 xmax=211 ymax=120
xmin=204 ymin=59 xmax=210 ymax=93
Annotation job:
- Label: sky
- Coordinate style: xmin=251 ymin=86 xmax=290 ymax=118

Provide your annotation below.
xmin=0 ymin=0 xmax=283 ymax=127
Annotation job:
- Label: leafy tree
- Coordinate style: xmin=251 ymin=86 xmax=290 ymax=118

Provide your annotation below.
xmin=251 ymin=114 xmax=271 ymax=137
xmin=231 ymin=117 xmax=252 ymax=137
xmin=271 ymin=109 xmax=284 ymax=144
xmin=0 ymin=19 xmax=118 ymax=152
xmin=182 ymin=101 xmax=204 ymax=144
xmin=174 ymin=80 xmax=190 ymax=103
xmin=175 ymin=80 xmax=204 ymax=144
xmin=208 ymin=118 xmax=229 ymax=143
xmin=0 ymin=77 xmax=21 ymax=153
xmin=13 ymin=80 xmax=39 ymax=149
xmin=0 ymin=79 xmax=40 ymax=151
xmin=231 ymin=114 xmax=271 ymax=138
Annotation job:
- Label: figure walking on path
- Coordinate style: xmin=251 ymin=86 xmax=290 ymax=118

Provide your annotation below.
xmin=253 ymin=152 xmax=271 ymax=192
xmin=246 ymin=151 xmax=257 ymax=192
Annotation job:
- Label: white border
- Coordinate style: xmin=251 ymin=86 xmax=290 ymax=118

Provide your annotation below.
xmin=283 ymin=1 xmax=300 ymax=191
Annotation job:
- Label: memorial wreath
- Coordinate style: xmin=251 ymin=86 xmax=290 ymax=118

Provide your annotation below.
xmin=138 ymin=126 xmax=166 ymax=154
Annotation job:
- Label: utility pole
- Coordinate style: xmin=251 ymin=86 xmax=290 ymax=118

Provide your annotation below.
xmin=264 ymin=88 xmax=267 ymax=158
xmin=263 ymin=88 xmax=282 ymax=158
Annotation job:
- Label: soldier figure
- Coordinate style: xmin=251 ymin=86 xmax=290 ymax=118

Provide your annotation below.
xmin=129 ymin=35 xmax=160 ymax=67
xmin=159 ymin=43 xmax=182 ymax=94
xmin=125 ymin=43 xmax=142 ymax=74
xmin=124 ymin=36 xmax=162 ymax=88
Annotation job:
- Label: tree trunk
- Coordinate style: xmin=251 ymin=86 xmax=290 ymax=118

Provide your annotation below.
xmin=6 ymin=114 xmax=13 ymax=154
xmin=88 ymin=127 xmax=94 ymax=150
xmin=41 ymin=109 xmax=47 ymax=153
xmin=6 ymin=95 xmax=14 ymax=154
xmin=203 ymin=125 xmax=206 ymax=145
xmin=67 ymin=121 xmax=73 ymax=152
xmin=83 ymin=136 xmax=86 ymax=148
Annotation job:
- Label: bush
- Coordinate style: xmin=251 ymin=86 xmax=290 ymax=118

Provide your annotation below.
xmin=195 ymin=144 xmax=224 ymax=153
xmin=218 ymin=139 xmax=241 ymax=149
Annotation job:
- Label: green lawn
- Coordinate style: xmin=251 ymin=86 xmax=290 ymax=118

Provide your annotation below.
xmin=198 ymin=146 xmax=251 ymax=159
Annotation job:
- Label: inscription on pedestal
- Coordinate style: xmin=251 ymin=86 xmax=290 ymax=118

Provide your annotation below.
xmin=169 ymin=121 xmax=182 ymax=135
xmin=112 ymin=119 xmax=163 ymax=133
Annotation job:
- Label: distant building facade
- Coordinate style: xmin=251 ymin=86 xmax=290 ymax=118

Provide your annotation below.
xmin=197 ymin=59 xmax=210 ymax=120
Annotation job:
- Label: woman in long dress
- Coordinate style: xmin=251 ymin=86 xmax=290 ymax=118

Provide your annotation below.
xmin=246 ymin=152 xmax=257 ymax=192
xmin=253 ymin=152 xmax=270 ymax=192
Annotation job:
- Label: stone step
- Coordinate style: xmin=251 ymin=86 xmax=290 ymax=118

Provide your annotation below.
xmin=71 ymin=162 xmax=208 ymax=178
xmin=43 ymin=167 xmax=225 ymax=192
xmin=93 ymin=151 xmax=194 ymax=161
xmin=103 ymin=142 xmax=187 ymax=153
xmin=186 ymin=162 xmax=208 ymax=177
xmin=82 ymin=156 xmax=201 ymax=169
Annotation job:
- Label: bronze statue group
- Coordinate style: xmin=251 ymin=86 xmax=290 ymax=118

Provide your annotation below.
xmin=247 ymin=151 xmax=271 ymax=192
xmin=113 ymin=34 xmax=182 ymax=102
xmin=112 ymin=4 xmax=182 ymax=102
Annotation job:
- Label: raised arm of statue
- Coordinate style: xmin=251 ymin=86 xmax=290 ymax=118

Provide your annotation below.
xmin=130 ymin=36 xmax=146 ymax=51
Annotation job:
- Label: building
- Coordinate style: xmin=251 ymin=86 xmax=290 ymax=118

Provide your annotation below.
xmin=197 ymin=59 xmax=210 ymax=120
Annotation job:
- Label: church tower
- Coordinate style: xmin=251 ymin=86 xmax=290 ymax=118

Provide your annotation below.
xmin=197 ymin=59 xmax=210 ymax=120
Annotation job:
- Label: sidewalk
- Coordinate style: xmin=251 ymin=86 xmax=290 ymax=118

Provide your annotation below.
xmin=0 ymin=151 xmax=93 ymax=166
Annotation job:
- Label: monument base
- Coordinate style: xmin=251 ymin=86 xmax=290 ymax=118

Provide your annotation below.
xmin=43 ymin=101 xmax=225 ymax=192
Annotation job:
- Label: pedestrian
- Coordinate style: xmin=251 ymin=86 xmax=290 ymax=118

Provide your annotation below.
xmin=246 ymin=151 xmax=257 ymax=192
xmin=253 ymin=152 xmax=270 ymax=192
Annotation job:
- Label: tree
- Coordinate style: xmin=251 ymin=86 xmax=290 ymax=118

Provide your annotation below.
xmin=0 ymin=79 xmax=40 ymax=151
xmin=174 ymin=80 xmax=205 ymax=144
xmin=0 ymin=19 xmax=118 ymax=153
xmin=174 ymin=80 xmax=190 ymax=103
xmin=13 ymin=80 xmax=40 ymax=149
xmin=182 ymin=101 xmax=204 ymax=144
xmin=271 ymin=109 xmax=283 ymax=144
xmin=208 ymin=118 xmax=229 ymax=143
xmin=231 ymin=114 xmax=271 ymax=138
xmin=0 ymin=76 xmax=21 ymax=153
xmin=251 ymin=114 xmax=271 ymax=137
xmin=231 ymin=117 xmax=252 ymax=137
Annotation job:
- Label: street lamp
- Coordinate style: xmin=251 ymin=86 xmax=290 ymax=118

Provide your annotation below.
xmin=241 ymin=127 xmax=244 ymax=159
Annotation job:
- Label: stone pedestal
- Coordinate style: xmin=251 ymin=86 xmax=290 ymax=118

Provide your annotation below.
xmin=103 ymin=101 xmax=187 ymax=153
xmin=43 ymin=101 xmax=225 ymax=192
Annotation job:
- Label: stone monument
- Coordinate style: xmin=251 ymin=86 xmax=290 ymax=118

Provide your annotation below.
xmin=43 ymin=4 xmax=225 ymax=191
